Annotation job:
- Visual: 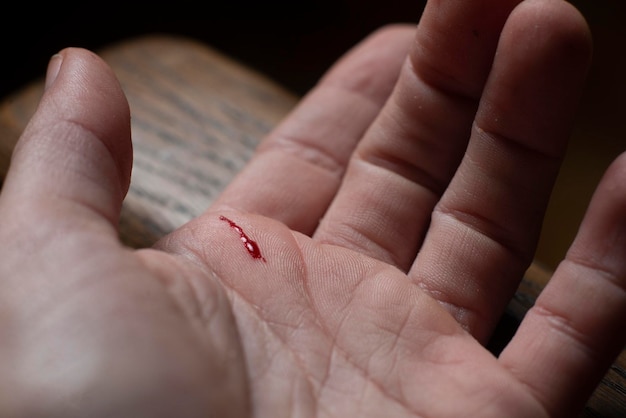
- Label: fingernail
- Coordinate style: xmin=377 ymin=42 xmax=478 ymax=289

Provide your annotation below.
xmin=44 ymin=53 xmax=63 ymax=90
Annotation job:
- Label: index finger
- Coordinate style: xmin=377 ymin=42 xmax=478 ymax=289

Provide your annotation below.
xmin=210 ymin=25 xmax=416 ymax=234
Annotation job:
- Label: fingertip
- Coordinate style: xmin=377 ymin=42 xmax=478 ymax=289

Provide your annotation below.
xmin=476 ymin=0 xmax=593 ymax=158
xmin=506 ymin=0 xmax=593 ymax=78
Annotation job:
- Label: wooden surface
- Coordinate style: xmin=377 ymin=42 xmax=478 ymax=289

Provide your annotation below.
xmin=0 ymin=34 xmax=623 ymax=417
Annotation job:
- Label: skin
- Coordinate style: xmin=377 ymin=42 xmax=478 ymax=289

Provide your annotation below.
xmin=0 ymin=0 xmax=624 ymax=417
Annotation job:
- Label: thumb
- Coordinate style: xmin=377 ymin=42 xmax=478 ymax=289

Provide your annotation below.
xmin=0 ymin=48 xmax=132 ymax=238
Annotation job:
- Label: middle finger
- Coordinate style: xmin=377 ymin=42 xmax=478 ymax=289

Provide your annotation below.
xmin=313 ymin=0 xmax=522 ymax=269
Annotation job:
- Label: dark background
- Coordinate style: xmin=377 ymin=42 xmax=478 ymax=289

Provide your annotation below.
xmin=0 ymin=1 xmax=622 ymax=131
xmin=0 ymin=1 xmax=428 ymax=98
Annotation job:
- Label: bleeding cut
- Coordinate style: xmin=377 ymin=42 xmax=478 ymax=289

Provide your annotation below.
xmin=219 ymin=215 xmax=266 ymax=262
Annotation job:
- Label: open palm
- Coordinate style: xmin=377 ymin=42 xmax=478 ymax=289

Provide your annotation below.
xmin=2 ymin=1 xmax=625 ymax=417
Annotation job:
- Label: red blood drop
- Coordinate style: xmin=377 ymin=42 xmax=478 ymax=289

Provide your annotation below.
xmin=219 ymin=215 xmax=266 ymax=262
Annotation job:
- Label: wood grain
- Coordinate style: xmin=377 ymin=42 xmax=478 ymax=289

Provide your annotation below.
xmin=0 ymin=34 xmax=623 ymax=417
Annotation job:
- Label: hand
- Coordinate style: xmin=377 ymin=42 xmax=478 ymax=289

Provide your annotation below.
xmin=1 ymin=1 xmax=623 ymax=417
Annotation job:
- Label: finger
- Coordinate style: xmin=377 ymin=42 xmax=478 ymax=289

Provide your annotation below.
xmin=211 ymin=25 xmax=415 ymax=234
xmin=499 ymin=153 xmax=626 ymax=417
xmin=411 ymin=0 xmax=592 ymax=341
xmin=313 ymin=0 xmax=522 ymax=268
xmin=0 ymin=48 xmax=132 ymax=241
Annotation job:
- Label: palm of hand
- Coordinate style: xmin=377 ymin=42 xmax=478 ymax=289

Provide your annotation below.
xmin=39 ymin=213 xmax=542 ymax=418
xmin=166 ymin=213 xmax=547 ymax=418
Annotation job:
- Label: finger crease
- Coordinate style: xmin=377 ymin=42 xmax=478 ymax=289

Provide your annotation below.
xmin=435 ymin=206 xmax=532 ymax=268
xmin=407 ymin=55 xmax=481 ymax=106
xmin=530 ymin=304 xmax=602 ymax=363
xmin=473 ymin=120 xmax=565 ymax=162
xmin=563 ymin=256 xmax=626 ymax=295
xmin=321 ymin=220 xmax=405 ymax=268
xmin=357 ymin=147 xmax=448 ymax=198
xmin=261 ymin=133 xmax=347 ymax=178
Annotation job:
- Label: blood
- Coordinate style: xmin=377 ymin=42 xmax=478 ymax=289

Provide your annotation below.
xmin=219 ymin=215 xmax=266 ymax=262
